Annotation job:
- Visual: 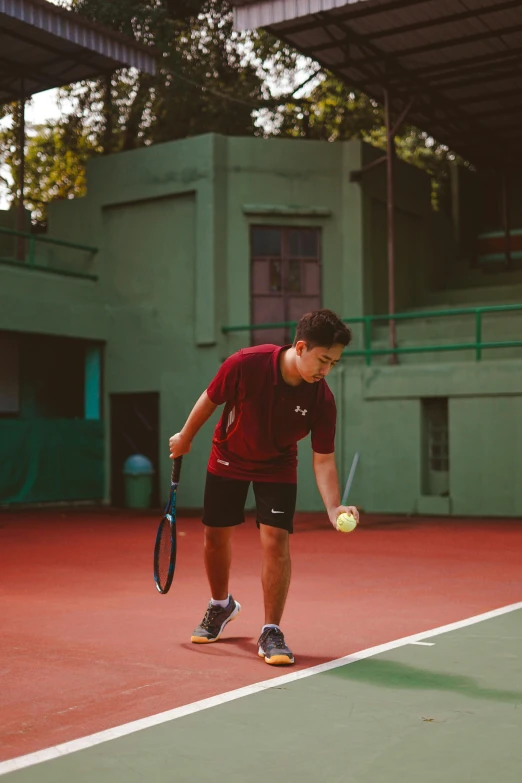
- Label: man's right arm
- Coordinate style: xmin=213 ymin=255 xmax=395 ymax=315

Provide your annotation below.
xmin=169 ymin=390 xmax=218 ymax=459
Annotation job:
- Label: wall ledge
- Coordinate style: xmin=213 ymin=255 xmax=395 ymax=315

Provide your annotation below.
xmin=242 ymin=204 xmax=332 ymax=218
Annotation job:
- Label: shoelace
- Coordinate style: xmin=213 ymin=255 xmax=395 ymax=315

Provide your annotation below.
xmin=201 ymin=602 xmax=226 ymax=629
xmin=262 ymin=628 xmax=287 ymax=649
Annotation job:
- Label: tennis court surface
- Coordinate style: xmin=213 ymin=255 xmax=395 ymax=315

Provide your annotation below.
xmin=1 ymin=511 xmax=521 ymax=781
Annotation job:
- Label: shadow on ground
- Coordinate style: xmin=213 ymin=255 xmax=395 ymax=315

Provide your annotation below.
xmin=325 ymin=657 xmax=522 ymax=704
xmin=179 ymin=636 xmax=333 ymax=668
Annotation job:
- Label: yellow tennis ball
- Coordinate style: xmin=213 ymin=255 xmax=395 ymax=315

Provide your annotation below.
xmin=337 ymin=512 xmax=357 ymax=533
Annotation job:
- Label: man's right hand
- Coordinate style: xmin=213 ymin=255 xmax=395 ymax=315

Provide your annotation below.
xmin=169 ymin=432 xmax=192 ymax=460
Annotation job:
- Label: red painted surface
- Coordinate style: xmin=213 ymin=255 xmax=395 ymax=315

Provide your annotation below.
xmin=0 ymin=509 xmax=521 ymax=761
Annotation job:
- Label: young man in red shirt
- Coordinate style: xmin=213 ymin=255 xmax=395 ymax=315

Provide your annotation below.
xmin=169 ymin=309 xmax=358 ymax=665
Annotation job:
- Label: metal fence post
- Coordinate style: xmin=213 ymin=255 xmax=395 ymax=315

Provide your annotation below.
xmin=475 ymin=310 xmax=482 ymax=361
xmin=364 ymin=317 xmax=372 ymax=366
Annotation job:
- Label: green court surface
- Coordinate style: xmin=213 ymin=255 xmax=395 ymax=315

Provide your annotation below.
xmin=3 ymin=608 xmax=521 ymax=782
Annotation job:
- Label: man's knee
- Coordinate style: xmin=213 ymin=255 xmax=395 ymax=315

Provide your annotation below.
xmin=204 ymin=526 xmax=233 ymax=550
xmin=260 ymin=525 xmax=290 ymax=557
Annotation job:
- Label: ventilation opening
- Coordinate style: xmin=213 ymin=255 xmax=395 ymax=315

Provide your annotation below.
xmin=422 ymin=398 xmax=449 ymax=497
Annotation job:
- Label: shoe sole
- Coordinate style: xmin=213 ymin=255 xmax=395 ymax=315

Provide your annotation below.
xmin=191 ymin=601 xmax=241 ymax=644
xmin=258 ymin=648 xmax=294 ymax=665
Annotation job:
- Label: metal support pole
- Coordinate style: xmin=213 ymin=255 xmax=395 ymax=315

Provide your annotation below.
xmin=502 ymin=170 xmax=512 ymax=269
xmin=384 ymin=89 xmax=398 ymax=364
xmin=390 ymin=97 xmax=415 ymax=138
xmin=16 ymin=81 xmax=26 ymax=262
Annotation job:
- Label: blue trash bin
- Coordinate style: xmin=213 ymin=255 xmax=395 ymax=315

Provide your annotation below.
xmin=123 ymin=454 xmax=154 ymax=509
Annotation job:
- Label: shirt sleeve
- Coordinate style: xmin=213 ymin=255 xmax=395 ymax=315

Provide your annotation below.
xmin=206 ymin=351 xmax=243 ymax=405
xmin=310 ymin=389 xmax=337 ymax=454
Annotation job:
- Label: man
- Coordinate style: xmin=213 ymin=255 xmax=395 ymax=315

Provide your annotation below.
xmin=169 ymin=309 xmax=359 ymax=665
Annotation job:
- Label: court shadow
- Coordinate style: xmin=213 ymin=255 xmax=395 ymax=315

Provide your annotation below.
xmin=324 ymin=658 xmax=522 ymax=704
xmin=179 ymin=636 xmax=333 ymax=667
xmin=179 ymin=636 xmax=256 ymax=659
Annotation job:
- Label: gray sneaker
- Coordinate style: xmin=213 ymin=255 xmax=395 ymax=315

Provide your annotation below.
xmin=191 ymin=595 xmax=241 ymax=643
xmin=258 ymin=627 xmax=294 ymax=665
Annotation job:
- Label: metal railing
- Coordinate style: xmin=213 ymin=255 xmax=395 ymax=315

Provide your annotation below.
xmin=0 ymin=226 xmax=98 ymax=280
xmin=222 ymin=304 xmax=522 ymax=366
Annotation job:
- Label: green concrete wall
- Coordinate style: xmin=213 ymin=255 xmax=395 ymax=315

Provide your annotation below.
xmin=360 ymin=145 xmax=457 ymax=315
xmin=450 ymin=396 xmax=522 ymax=517
xmin=0 ymin=208 xmax=32 ymax=259
xmin=335 ymin=360 xmax=522 ymax=518
xmin=1 ymin=134 xmax=365 ymax=508
xmin=1 ymin=133 xmax=522 ymax=517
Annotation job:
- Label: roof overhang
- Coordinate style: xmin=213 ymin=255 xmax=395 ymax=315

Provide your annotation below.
xmin=232 ymin=0 xmax=522 ymax=167
xmin=0 ymin=0 xmax=157 ymax=104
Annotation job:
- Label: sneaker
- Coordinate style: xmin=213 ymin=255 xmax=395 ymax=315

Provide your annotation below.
xmin=191 ymin=595 xmax=241 ymax=643
xmin=257 ymin=627 xmax=294 ymax=665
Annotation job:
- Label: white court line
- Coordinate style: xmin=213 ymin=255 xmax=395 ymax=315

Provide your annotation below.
xmin=410 ymin=641 xmax=436 ymax=646
xmin=1 ymin=600 xmax=521 ymax=777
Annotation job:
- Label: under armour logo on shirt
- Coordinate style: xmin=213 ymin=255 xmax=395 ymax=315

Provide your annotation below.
xmin=295 ymin=406 xmax=307 ymax=416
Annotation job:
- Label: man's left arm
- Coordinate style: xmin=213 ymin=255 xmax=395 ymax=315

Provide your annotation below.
xmin=313 ymin=451 xmax=359 ymax=530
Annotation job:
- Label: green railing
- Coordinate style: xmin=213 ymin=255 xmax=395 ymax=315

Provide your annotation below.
xmin=0 ymin=226 xmax=98 ymax=280
xmin=222 ymin=304 xmax=522 ymax=366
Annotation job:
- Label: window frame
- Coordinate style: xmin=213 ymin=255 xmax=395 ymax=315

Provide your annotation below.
xmin=249 ymin=224 xmax=323 ymax=344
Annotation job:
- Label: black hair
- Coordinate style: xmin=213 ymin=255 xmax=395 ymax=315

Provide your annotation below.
xmin=293 ymin=309 xmax=352 ymax=349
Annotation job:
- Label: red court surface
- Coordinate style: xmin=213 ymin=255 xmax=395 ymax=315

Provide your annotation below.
xmin=1 ymin=509 xmax=521 ymax=763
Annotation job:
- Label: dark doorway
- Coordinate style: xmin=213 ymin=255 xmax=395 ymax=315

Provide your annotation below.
xmin=110 ymin=392 xmax=160 ymax=506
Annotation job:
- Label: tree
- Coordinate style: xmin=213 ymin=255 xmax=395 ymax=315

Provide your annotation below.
xmin=0 ymin=114 xmax=100 ymax=224
xmin=64 ymin=0 xmax=307 ymax=150
xmin=264 ymin=74 xmax=463 ymax=209
xmin=0 ymin=1 xmax=461 ymax=220
xmin=1 ymin=0 xmax=308 ymax=218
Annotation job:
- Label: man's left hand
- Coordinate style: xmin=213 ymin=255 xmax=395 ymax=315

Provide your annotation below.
xmin=328 ymin=505 xmax=359 ymax=530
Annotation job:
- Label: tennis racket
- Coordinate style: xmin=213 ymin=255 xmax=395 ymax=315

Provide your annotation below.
xmin=342 ymin=451 xmax=360 ymax=506
xmin=153 ymin=456 xmax=183 ymax=594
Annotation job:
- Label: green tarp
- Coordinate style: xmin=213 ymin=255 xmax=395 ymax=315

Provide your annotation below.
xmin=0 ymin=419 xmax=104 ymax=503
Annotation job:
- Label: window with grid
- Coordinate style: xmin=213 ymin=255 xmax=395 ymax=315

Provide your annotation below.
xmin=250 ymin=226 xmax=321 ymax=345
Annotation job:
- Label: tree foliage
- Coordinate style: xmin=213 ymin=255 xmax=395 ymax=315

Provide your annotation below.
xmin=0 ymin=0 xmax=459 ymax=221
xmin=268 ymin=75 xmax=460 ymax=208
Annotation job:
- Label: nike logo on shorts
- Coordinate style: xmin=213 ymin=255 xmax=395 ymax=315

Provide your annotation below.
xmin=271 ymin=509 xmax=284 ymax=514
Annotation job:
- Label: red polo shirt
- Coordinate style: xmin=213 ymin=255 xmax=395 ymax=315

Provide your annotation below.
xmin=206 ymin=344 xmax=337 ymax=483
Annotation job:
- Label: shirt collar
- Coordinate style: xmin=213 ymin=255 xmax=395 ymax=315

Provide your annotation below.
xmin=271 ymin=345 xmax=292 ymax=385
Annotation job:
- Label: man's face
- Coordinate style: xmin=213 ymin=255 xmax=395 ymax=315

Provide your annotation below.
xmin=295 ymin=341 xmax=344 ymax=383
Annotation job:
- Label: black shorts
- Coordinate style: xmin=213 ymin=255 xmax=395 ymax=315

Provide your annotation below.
xmin=203 ymin=471 xmax=297 ymax=534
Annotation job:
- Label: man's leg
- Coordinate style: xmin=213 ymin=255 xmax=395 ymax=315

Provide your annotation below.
xmin=259 ymin=524 xmax=291 ymax=625
xmin=204 ymin=526 xmax=234 ymax=601
xmin=254 ymin=481 xmax=296 ymax=665
xmin=191 ymin=472 xmax=248 ymax=644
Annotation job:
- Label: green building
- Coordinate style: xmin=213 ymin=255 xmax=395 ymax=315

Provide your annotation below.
xmin=1 ymin=134 xmax=521 ymax=516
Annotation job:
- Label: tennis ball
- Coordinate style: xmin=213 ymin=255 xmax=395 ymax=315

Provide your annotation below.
xmin=337 ymin=512 xmax=358 ymax=533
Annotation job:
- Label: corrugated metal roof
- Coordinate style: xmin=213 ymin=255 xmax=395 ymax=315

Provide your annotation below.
xmin=234 ymin=0 xmax=366 ymax=30
xmin=0 ymin=0 xmax=156 ymax=103
xmin=232 ymin=0 xmax=522 ymax=166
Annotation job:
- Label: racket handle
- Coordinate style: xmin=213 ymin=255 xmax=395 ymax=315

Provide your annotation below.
xmin=171 ymin=456 xmax=183 ymax=484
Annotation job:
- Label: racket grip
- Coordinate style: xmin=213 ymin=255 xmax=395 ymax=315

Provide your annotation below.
xmin=171 ymin=456 xmax=183 ymax=484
